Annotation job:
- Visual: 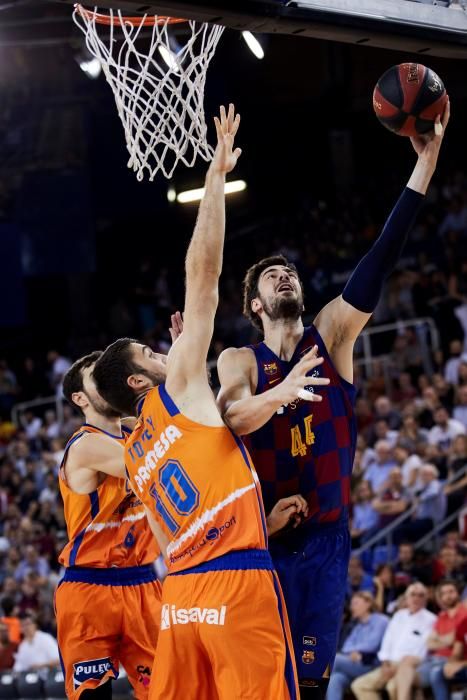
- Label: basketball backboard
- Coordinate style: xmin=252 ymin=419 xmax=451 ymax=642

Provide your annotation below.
xmin=54 ymin=0 xmax=467 ymax=58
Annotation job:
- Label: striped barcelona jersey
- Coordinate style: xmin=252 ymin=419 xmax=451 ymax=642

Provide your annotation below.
xmin=59 ymin=424 xmax=159 ymax=568
xmin=244 ymin=325 xmax=357 ymax=525
xmin=125 ymin=385 xmax=268 ymax=574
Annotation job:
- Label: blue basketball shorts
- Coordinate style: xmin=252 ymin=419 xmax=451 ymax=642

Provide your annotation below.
xmin=269 ymin=520 xmax=351 ymax=681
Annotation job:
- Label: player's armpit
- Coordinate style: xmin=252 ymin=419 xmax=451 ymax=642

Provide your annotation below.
xmin=314 ymin=295 xmax=371 ymax=349
xmin=314 ymin=295 xmax=371 ymax=383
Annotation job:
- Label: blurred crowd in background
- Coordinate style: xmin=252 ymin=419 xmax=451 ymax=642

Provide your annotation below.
xmin=0 ymin=168 xmax=465 ymax=695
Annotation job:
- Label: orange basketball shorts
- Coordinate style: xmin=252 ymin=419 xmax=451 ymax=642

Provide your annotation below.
xmin=150 ymin=549 xmax=299 ymax=700
xmin=55 ymin=565 xmax=161 ymax=700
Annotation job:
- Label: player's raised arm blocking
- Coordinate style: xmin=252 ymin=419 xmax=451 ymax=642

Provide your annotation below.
xmin=166 ymin=105 xmax=241 ymax=401
xmin=313 ymin=100 xmax=450 ymax=382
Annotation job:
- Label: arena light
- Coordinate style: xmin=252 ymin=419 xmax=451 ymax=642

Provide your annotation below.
xmin=79 ymin=57 xmax=101 ymax=79
xmin=241 ymin=31 xmax=264 ymax=59
xmin=167 ymin=186 xmax=177 ymax=203
xmin=176 ymin=180 xmax=247 ymax=204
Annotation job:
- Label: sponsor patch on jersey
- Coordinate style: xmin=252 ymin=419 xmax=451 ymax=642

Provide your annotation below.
xmin=303 ymin=636 xmax=316 ymax=646
xmin=263 ymin=362 xmax=279 ymax=376
xmin=73 ymin=658 xmax=116 ymax=689
xmin=161 ymin=604 xmax=227 ymax=630
xmin=302 ymin=650 xmax=315 ymax=664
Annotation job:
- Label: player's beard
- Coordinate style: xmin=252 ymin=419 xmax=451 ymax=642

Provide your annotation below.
xmin=261 ymin=292 xmax=304 ymax=325
xmin=86 ymin=393 xmax=121 ymax=419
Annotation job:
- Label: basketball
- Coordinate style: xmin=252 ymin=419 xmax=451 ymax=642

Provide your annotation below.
xmin=373 ymin=63 xmax=448 ymax=137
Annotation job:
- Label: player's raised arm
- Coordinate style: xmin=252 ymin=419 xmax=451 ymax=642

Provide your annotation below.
xmin=314 ymin=100 xmax=450 ymax=383
xmin=166 ymin=105 xmax=241 ymax=393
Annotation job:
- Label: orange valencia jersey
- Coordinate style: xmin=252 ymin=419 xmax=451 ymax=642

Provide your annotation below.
xmin=125 ymin=384 xmax=268 ymax=573
xmin=59 ymin=424 xmax=159 ymax=568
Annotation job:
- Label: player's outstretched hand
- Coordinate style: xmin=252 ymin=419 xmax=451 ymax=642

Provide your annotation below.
xmin=270 ymin=345 xmax=330 ymax=407
xmin=169 ymin=311 xmax=184 ymax=344
xmin=410 ymin=97 xmax=450 ymax=167
xmin=267 ymin=495 xmax=309 ymax=537
xmin=211 ymin=104 xmax=242 ymax=175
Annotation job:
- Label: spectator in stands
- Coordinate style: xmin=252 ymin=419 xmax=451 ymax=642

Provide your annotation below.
xmin=364 ymin=441 xmax=397 ymax=495
xmin=440 ymin=614 xmax=467 ymax=697
xmin=373 ymin=396 xmax=402 ymax=431
xmin=368 ymin=419 xmax=399 ymax=449
xmin=373 ymin=565 xmax=395 ymax=614
xmin=392 ymin=372 xmax=417 ymax=405
xmin=453 ymin=386 xmax=467 ymax=429
xmin=444 ymin=340 xmax=463 ymax=385
xmin=417 ymin=387 xmax=441 ymax=430
xmin=20 ymin=410 xmax=42 ymax=442
xmin=0 ymin=361 xmax=17 ymax=421
xmin=371 ymin=467 xmax=409 ymax=529
xmin=432 ymin=546 xmax=466 ymax=587
xmin=47 ymin=350 xmax=71 ymax=398
xmin=350 ymin=481 xmax=379 ymax=547
xmin=327 ymin=592 xmax=388 ymax=700
xmin=428 ymin=406 xmax=466 ymax=451
xmin=13 ymin=613 xmax=59 ymax=675
xmin=416 ymin=580 xmax=467 ymax=699
xmin=347 ymin=557 xmax=374 ymax=600
xmin=15 ymin=545 xmax=49 ymax=583
xmin=351 ymin=582 xmax=436 ymax=700
xmin=397 ymin=413 xmax=428 ymax=452
xmin=0 ymin=621 xmax=16 ymax=671
xmin=0 ymin=597 xmax=20 ymax=645
xmin=394 ymin=445 xmax=422 ymax=493
xmin=393 ymin=542 xmax=431 ymax=595
xmin=394 ymin=464 xmax=446 ymax=543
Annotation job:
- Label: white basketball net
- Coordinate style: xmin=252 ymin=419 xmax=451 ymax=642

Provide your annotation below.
xmin=73 ymin=6 xmax=224 ymax=180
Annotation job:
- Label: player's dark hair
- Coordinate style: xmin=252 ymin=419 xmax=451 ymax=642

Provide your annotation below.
xmin=93 ymin=338 xmax=146 ymax=417
xmin=62 ymin=351 xmax=103 ymax=413
xmin=242 ymin=255 xmax=301 ymax=332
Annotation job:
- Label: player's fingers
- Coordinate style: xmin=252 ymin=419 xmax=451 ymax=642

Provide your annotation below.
xmin=299 ymin=354 xmax=324 ymax=371
xmin=434 ymin=114 xmax=443 ymax=138
xmin=297 ymin=388 xmax=323 ymax=402
xmin=220 ymin=105 xmax=227 ymax=131
xmin=307 ymin=377 xmax=330 ymax=386
xmin=233 ymin=147 xmax=242 ymax=160
xmin=231 ymin=112 xmax=241 ymax=137
xmin=442 ymin=97 xmax=450 ymax=129
xmin=295 ymin=495 xmax=308 ymax=512
xmin=169 ymin=329 xmax=176 ymax=343
xmin=214 ymin=116 xmax=223 ymax=141
xmin=175 ymin=311 xmax=184 ymax=333
xmin=227 ymin=103 xmax=235 ymax=130
xmin=298 ymin=345 xmax=319 ymax=362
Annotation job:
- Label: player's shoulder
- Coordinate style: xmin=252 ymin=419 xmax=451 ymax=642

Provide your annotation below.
xmin=218 ymin=345 xmax=256 ymax=371
xmin=67 ymin=430 xmax=119 ymax=465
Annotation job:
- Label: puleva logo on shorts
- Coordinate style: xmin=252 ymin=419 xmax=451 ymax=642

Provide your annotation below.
xmin=161 ymin=604 xmax=227 ymax=630
xmin=73 ymin=658 xmax=116 ymax=690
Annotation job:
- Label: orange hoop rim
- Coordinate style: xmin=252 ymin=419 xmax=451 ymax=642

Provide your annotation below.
xmin=74 ymin=4 xmax=187 ymax=26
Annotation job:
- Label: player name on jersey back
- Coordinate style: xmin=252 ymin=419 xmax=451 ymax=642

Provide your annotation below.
xmin=125 ymin=384 xmax=268 ymax=573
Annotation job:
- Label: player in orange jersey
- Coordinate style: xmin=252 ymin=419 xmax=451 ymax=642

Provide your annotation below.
xmin=55 ymin=351 xmax=162 ymax=700
xmin=93 ymin=105 xmax=324 ymax=700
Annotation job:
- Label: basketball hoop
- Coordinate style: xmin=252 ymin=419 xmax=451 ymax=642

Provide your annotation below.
xmin=73 ymin=5 xmax=224 ymax=180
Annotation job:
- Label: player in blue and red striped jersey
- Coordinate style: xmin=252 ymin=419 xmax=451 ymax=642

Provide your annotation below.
xmin=217 ymin=104 xmax=450 ymax=699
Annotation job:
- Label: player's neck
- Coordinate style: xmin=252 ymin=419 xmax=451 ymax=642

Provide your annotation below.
xmin=83 ymin=410 xmax=122 ymax=437
xmin=263 ymin=317 xmax=304 ymax=361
